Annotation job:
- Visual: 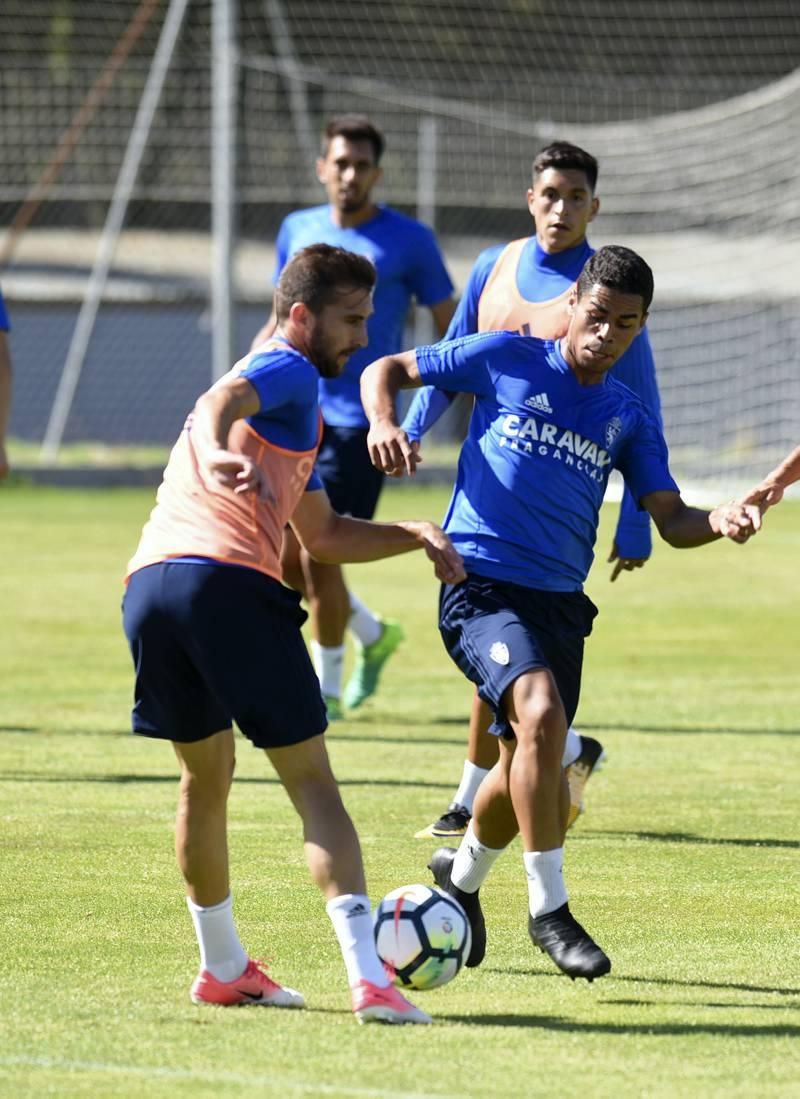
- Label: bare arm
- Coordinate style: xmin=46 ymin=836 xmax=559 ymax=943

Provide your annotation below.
xmin=429 ymin=297 xmax=457 ymax=339
xmin=740 ymin=445 xmax=800 ymax=509
xmin=360 ymin=350 xmax=424 ymax=476
xmin=249 ymin=308 xmax=278 ymax=352
xmin=190 ymin=375 xmax=263 ymax=494
xmin=0 ymin=331 xmax=12 ymax=479
xmin=290 ymin=487 xmax=465 ymax=583
xmin=643 ymin=490 xmax=762 ymax=548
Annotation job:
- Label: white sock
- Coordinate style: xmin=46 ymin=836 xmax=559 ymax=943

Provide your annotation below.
xmin=310 ymin=641 xmax=345 ymax=698
xmin=348 ymin=592 xmax=383 ymax=647
xmin=523 ymin=848 xmax=568 ymax=917
xmin=450 ymin=822 xmax=506 ymax=894
xmin=326 ymin=893 xmax=389 ymax=988
xmin=562 ymin=727 xmax=583 ymax=768
xmin=186 ymin=894 xmax=249 ymax=982
xmin=452 ymin=760 xmax=490 ymax=815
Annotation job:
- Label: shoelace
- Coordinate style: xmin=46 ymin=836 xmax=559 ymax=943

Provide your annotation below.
xmin=247 ymin=958 xmax=281 ymax=988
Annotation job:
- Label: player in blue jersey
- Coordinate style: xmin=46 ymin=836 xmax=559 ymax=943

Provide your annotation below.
xmin=405 ymin=142 xmax=662 ymax=840
xmin=251 ymin=115 xmax=455 ymax=719
xmin=0 ymin=286 xmax=12 ymax=479
xmin=361 ymin=246 xmax=762 ymax=980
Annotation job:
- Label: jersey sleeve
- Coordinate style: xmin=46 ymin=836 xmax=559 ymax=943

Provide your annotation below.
xmin=416 ymin=331 xmax=506 ymax=398
xmin=401 ymin=247 xmax=504 ymax=440
xmin=444 ymin=246 xmax=503 ymax=340
xmin=240 ymin=349 xmax=313 ymax=412
xmin=615 ymin=410 xmax=679 ymax=509
xmin=610 ymin=329 xmax=663 ymax=557
xmin=406 ymin=225 xmax=454 ymax=307
xmin=401 ymin=385 xmax=457 ymax=440
xmin=0 ymin=288 xmax=9 ymax=331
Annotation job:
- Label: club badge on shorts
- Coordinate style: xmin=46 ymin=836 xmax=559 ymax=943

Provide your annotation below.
xmin=489 ymin=641 xmax=510 ymax=665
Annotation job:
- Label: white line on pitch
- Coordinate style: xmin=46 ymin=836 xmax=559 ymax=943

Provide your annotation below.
xmin=0 ymin=1055 xmax=470 ymax=1099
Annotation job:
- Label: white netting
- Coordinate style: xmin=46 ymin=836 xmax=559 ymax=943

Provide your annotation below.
xmin=0 ymin=0 xmax=798 ymax=490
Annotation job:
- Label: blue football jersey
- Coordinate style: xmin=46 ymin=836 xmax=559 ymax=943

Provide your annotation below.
xmin=417 ymin=331 xmax=678 ymax=591
xmin=402 ymin=236 xmax=663 ymax=560
xmin=272 ymin=204 xmax=453 ymax=428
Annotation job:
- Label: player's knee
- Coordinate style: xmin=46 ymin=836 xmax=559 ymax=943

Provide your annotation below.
xmin=514 ymin=698 xmax=566 ymax=761
xmin=294 ymin=770 xmax=347 ymax=823
xmin=179 ymin=766 xmax=231 ymax=811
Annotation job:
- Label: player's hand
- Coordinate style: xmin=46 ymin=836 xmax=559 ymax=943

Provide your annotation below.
xmin=0 ymin=442 xmax=9 ymax=480
xmin=607 ymin=542 xmax=648 ymax=582
xmin=739 ymin=480 xmax=784 ymax=510
xmin=414 ymin=521 xmax=466 ymax=584
xmin=710 ymin=501 xmax=763 ymax=543
xmin=367 ymin=420 xmax=422 ymax=477
xmin=206 ymin=449 xmax=261 ymax=494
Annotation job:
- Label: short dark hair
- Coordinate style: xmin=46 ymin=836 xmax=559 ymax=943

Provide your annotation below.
xmin=532 ymin=141 xmax=598 ymax=192
xmin=577 ymin=245 xmax=654 ymax=313
xmin=321 ymin=114 xmax=385 ymax=163
xmin=274 ymin=244 xmax=377 ymax=322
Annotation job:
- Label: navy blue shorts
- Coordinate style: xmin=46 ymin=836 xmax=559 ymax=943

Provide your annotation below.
xmin=439 ymin=573 xmax=598 ymax=739
xmin=122 ymin=562 xmax=327 ymax=748
xmin=315 ymin=424 xmax=384 ymax=519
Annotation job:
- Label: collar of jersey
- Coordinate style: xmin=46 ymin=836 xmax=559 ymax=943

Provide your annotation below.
xmin=326 ymin=203 xmax=386 ymax=232
xmin=551 ymin=337 xmax=608 ymax=389
xmin=531 ymin=237 xmax=593 ymax=277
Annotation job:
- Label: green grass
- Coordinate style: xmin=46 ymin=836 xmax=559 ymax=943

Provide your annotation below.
xmin=1 ymin=482 xmax=798 ymax=1098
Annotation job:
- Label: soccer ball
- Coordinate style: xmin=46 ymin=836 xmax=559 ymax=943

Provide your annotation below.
xmin=373 ymin=883 xmax=472 ymax=990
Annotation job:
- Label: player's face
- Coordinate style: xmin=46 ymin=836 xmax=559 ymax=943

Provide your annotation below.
xmin=563 ymin=283 xmax=647 ymax=382
xmin=306 ymin=287 xmax=374 ymax=378
xmin=317 ymin=136 xmax=382 ymax=215
xmin=527 ymin=168 xmax=599 ymax=254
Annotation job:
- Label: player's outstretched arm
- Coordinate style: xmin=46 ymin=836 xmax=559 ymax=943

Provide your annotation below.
xmin=361 ymin=350 xmax=424 ymax=476
xmin=740 ymin=445 xmax=800 ymax=510
xmin=290 ymin=488 xmax=465 ymax=584
xmin=643 ymin=490 xmax=762 ymax=548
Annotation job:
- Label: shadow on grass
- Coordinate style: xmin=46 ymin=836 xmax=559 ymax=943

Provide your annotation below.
xmin=437 ymin=1012 xmax=800 ymax=1036
xmin=587 ymin=828 xmax=800 ymax=850
xmin=579 ymin=721 xmax=800 ymax=737
xmin=603 ymin=997 xmax=800 ymax=1011
xmin=0 ymin=724 xmax=470 ymax=745
xmin=0 ymin=770 xmax=454 ymax=791
xmin=484 ymin=968 xmax=800 ymax=998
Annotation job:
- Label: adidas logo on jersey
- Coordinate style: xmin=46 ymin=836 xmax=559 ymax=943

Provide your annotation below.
xmin=524 ymin=392 xmax=553 ymax=414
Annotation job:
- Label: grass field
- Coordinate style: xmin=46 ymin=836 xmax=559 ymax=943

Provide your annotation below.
xmin=1 ymin=482 xmax=798 ymax=1099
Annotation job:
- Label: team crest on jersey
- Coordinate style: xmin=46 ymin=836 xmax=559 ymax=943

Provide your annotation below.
xmin=489 ymin=641 xmax=510 ymax=666
xmin=605 ymin=417 xmax=623 ymax=448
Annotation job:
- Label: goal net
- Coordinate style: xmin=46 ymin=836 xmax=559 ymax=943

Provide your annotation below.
xmin=1 ymin=0 xmax=798 ymax=493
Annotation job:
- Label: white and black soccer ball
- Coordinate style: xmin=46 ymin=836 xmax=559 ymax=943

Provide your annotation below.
xmin=373 ymin=883 xmax=472 ymax=990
